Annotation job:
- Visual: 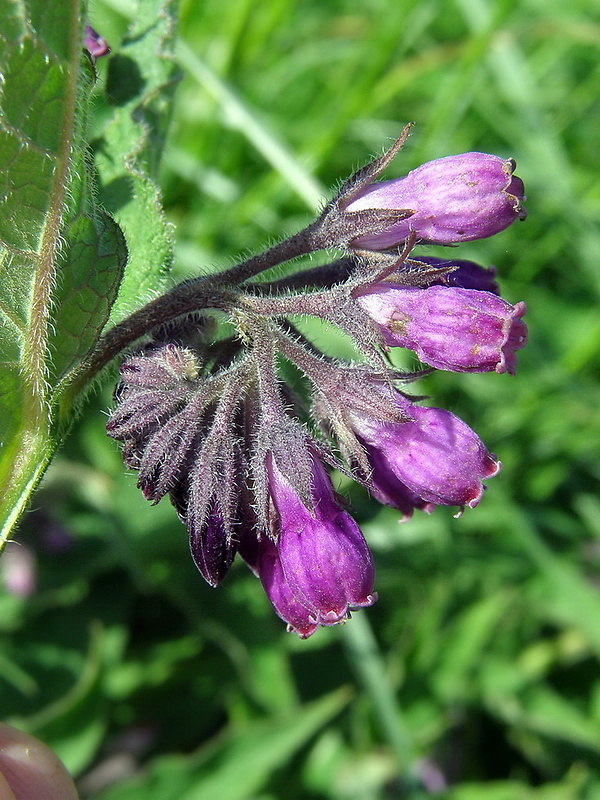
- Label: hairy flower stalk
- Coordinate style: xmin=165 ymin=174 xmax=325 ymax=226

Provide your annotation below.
xmin=106 ymin=128 xmax=528 ymax=637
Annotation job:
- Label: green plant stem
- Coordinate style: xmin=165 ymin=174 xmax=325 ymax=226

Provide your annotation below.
xmin=341 ymin=611 xmax=417 ymax=779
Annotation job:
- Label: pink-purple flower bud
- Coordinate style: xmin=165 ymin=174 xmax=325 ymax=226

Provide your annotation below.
xmin=355 ymin=284 xmax=527 ymax=374
xmin=350 ymin=394 xmax=500 ymax=514
xmin=346 ymin=152 xmax=526 ymax=249
xmin=412 ymin=257 xmax=500 ymax=294
xmin=255 ymin=452 xmax=377 ymax=637
xmin=84 ymin=24 xmax=110 ymax=58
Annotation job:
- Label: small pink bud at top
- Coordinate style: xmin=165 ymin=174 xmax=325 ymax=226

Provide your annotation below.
xmin=346 ymin=152 xmax=526 ymax=249
xmin=355 ymin=283 xmax=528 ymax=374
xmin=84 ymin=24 xmax=110 ymax=58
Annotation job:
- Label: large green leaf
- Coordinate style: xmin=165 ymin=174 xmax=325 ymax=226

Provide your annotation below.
xmin=0 ymin=0 xmax=178 ymax=547
xmin=94 ymin=0 xmax=180 ymax=320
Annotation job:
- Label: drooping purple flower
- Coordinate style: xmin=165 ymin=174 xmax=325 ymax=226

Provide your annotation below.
xmin=345 ymin=152 xmax=526 ymax=249
xmin=355 ymin=283 xmax=527 ymax=374
xmin=349 ymin=393 xmax=500 ymax=515
xmin=249 ymin=451 xmax=377 ymax=637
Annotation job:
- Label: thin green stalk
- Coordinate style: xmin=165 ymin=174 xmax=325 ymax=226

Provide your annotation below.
xmin=176 ymin=41 xmax=325 ymax=210
xmin=341 ymin=611 xmax=416 ymax=776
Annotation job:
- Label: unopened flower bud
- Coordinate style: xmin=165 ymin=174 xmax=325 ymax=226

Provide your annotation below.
xmin=189 ymin=504 xmax=238 ymax=588
xmin=346 ymin=152 xmax=526 ymax=248
xmin=355 ymin=283 xmax=527 ymax=374
xmin=84 ymin=24 xmax=110 ymax=58
xmin=412 ymin=256 xmax=500 ymax=293
xmin=349 ymin=394 xmax=500 ymax=514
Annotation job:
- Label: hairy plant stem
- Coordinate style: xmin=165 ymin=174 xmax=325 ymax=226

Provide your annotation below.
xmin=273 ymin=325 xmax=340 ymax=378
xmin=250 ymin=257 xmax=356 ymax=293
xmin=59 ymin=285 xmax=235 ymax=416
xmin=60 ymin=223 xmax=328 ymax=414
xmin=202 ymin=220 xmax=325 ymax=285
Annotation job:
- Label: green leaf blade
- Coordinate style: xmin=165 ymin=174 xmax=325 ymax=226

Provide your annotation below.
xmin=48 ymin=211 xmax=126 ymax=386
xmin=1 ymin=36 xmax=67 ymax=154
xmin=0 ymin=0 xmax=128 ymax=544
xmin=94 ymin=0 xmax=180 ymax=320
xmin=0 ymin=128 xmax=57 ymax=251
xmin=0 ymin=0 xmax=180 ymax=544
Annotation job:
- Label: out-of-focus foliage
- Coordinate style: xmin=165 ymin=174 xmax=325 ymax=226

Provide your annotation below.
xmin=1 ymin=0 xmax=600 ymax=797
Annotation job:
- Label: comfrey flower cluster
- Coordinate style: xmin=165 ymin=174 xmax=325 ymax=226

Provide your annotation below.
xmin=106 ymin=126 xmax=527 ymax=638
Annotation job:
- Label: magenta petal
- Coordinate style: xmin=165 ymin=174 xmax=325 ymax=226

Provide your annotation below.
xmin=255 ymin=452 xmax=376 ymax=636
xmin=364 ymin=445 xmax=436 ymax=521
xmin=256 ymin=537 xmax=320 ymax=638
xmin=352 ymin=397 xmax=500 ymax=511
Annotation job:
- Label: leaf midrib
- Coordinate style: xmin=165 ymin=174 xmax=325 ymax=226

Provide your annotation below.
xmin=19 ymin=0 xmax=81 ymax=428
xmin=0 ymin=1 xmax=83 ymax=546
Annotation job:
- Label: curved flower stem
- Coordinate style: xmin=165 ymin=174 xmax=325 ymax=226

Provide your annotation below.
xmin=58 ymin=284 xmax=237 ymax=416
xmin=341 ymin=612 xmax=419 ymax=783
xmin=205 ymin=220 xmax=325 ymax=286
xmin=60 ymin=223 xmax=329 ymax=415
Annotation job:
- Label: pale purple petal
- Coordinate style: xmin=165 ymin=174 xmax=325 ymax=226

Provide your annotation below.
xmin=347 ymin=152 xmax=526 ymax=248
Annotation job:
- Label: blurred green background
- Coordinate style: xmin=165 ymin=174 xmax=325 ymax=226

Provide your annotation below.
xmin=2 ymin=0 xmax=600 ymax=797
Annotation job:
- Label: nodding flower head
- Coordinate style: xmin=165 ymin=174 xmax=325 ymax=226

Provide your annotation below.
xmin=105 ymin=129 xmax=528 ymax=638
